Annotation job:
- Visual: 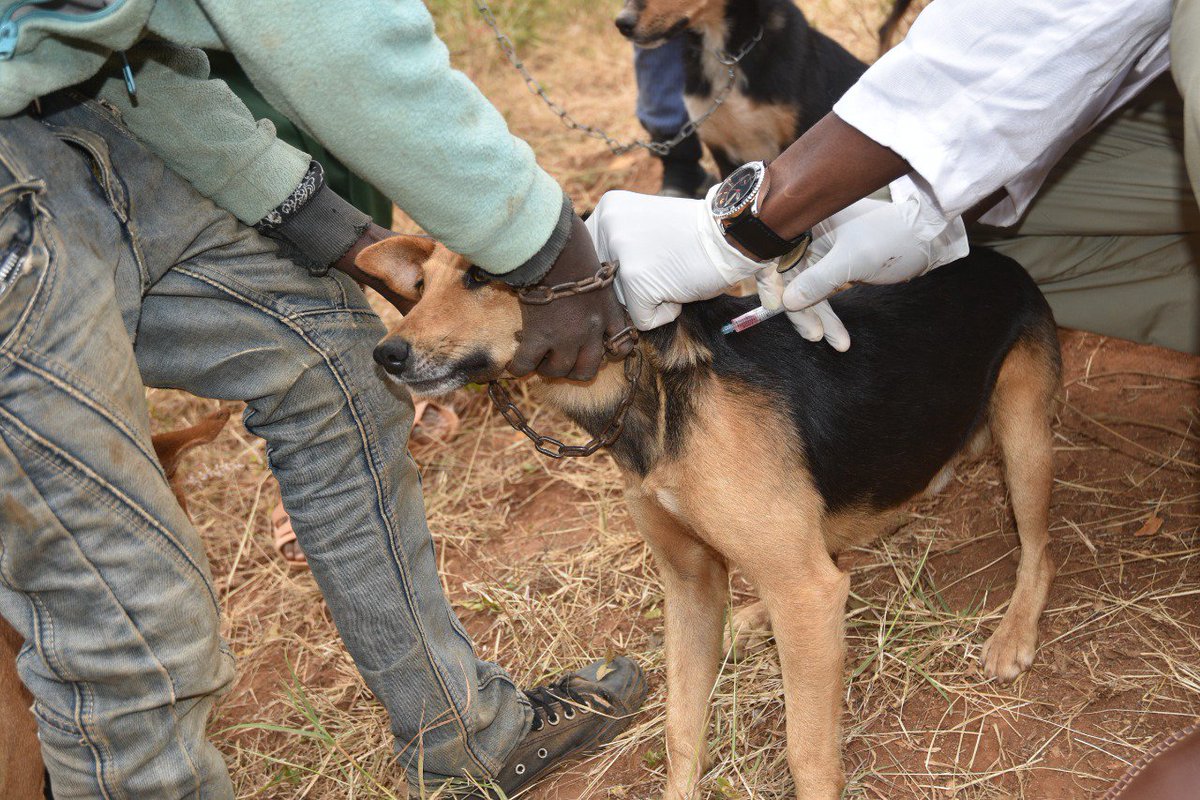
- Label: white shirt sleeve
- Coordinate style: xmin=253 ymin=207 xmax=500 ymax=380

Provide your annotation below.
xmin=834 ymin=0 xmax=1171 ymax=227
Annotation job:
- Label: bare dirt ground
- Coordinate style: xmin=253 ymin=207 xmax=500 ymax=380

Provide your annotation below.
xmin=139 ymin=1 xmax=1200 ymax=798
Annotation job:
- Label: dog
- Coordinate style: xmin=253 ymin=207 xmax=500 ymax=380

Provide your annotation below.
xmin=362 ymin=236 xmax=1062 ymax=799
xmin=0 ymin=409 xmax=230 ymax=800
xmin=615 ymin=0 xmax=867 ymax=177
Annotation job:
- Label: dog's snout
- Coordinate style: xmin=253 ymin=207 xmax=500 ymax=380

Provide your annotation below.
xmin=373 ymin=338 xmax=411 ymax=374
xmin=614 ymin=11 xmax=637 ymax=37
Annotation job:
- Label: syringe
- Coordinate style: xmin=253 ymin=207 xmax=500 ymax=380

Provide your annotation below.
xmin=721 ymin=304 xmax=783 ymax=335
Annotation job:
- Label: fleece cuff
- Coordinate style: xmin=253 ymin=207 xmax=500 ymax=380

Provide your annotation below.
xmin=255 ymin=161 xmax=370 ymax=275
xmin=480 ymin=193 xmax=574 ymax=287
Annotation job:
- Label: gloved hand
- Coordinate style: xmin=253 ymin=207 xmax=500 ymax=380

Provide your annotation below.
xmin=769 ymin=190 xmax=969 ymax=350
xmin=587 ymin=189 xmax=849 ymax=348
xmin=586 ymin=189 xmax=766 ymax=330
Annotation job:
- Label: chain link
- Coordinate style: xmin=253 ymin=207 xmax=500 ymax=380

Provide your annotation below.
xmin=517 ymin=261 xmax=619 ymax=305
xmin=474 ymin=0 xmax=762 ymax=156
xmin=488 ymin=345 xmax=642 ymax=459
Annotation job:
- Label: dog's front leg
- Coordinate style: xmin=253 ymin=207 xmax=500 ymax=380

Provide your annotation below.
xmin=627 ymin=488 xmax=728 ymax=800
xmin=752 ymin=548 xmax=850 ymax=800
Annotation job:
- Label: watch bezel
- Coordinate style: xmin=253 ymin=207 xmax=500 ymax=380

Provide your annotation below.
xmin=710 ymin=161 xmax=767 ymax=221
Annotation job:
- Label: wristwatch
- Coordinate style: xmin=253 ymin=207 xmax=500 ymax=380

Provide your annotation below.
xmin=710 ymin=161 xmax=811 ymax=272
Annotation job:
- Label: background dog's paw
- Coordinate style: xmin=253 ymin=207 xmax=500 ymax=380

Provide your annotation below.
xmin=980 ymin=623 xmax=1038 ymax=684
xmin=724 ymin=601 xmax=773 ymax=657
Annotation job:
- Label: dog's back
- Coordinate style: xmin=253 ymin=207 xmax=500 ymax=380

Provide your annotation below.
xmin=651 ymin=248 xmax=1060 ymax=513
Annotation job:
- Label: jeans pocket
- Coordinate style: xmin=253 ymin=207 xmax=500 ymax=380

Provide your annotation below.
xmin=0 ymin=181 xmax=52 ymax=358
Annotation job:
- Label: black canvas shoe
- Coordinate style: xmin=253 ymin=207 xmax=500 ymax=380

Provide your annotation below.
xmin=491 ymin=656 xmax=647 ymax=796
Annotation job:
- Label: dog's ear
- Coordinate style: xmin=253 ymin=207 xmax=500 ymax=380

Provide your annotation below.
xmin=355 ymin=235 xmax=437 ymax=302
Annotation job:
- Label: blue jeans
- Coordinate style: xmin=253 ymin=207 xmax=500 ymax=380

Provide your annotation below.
xmin=634 ymin=37 xmax=689 ymax=138
xmin=0 ymin=95 xmax=529 ymax=798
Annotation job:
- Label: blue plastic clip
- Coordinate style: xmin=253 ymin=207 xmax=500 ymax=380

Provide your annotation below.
xmin=119 ymin=51 xmax=136 ymax=99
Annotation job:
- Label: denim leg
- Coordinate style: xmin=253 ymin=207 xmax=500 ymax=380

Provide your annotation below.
xmin=0 ymin=114 xmax=236 ymax=799
xmin=33 ymin=97 xmax=531 ymax=782
xmin=634 ymin=35 xmax=690 ymax=137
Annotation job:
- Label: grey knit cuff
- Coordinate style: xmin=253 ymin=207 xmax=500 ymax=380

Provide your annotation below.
xmin=481 ymin=192 xmax=574 ymax=287
xmin=254 ymin=161 xmax=370 ymax=276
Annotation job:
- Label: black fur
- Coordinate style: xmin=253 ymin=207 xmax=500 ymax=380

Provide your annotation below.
xmin=581 ymin=249 xmax=1058 ymax=511
xmin=683 ymin=0 xmax=866 ymax=175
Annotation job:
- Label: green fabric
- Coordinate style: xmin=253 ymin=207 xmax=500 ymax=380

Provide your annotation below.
xmin=972 ymin=77 xmax=1200 ymax=354
xmin=0 ymin=0 xmax=563 ymax=274
xmin=1173 ymin=0 xmax=1200 ymax=202
xmin=206 ymin=51 xmax=392 ymax=227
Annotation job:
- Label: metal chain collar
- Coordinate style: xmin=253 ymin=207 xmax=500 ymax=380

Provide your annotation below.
xmin=488 ymin=346 xmax=643 ymax=459
xmin=474 ymin=0 xmax=763 ymax=156
xmin=516 ymin=261 xmax=618 ymax=305
xmin=495 ymin=261 xmax=642 ymax=458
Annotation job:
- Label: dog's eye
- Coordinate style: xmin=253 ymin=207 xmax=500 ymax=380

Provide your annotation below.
xmin=462 ymin=266 xmax=491 ymax=290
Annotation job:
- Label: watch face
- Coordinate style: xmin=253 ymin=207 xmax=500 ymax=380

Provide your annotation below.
xmin=711 ymin=162 xmax=764 ymax=219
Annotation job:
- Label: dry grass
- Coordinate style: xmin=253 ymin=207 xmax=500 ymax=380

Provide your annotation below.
xmin=140 ymin=2 xmax=1200 ymax=798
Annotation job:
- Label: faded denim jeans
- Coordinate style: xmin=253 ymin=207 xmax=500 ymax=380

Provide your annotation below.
xmin=0 ymin=95 xmax=530 ymax=798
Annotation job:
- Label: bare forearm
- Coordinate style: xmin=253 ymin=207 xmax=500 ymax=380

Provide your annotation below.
xmin=757 ymin=113 xmax=910 ymax=239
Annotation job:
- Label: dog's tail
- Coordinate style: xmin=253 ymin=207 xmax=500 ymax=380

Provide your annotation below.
xmin=878 ymin=0 xmax=916 ymax=56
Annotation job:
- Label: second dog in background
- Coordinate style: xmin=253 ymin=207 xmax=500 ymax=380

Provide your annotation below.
xmin=615 ymin=0 xmax=867 ymax=176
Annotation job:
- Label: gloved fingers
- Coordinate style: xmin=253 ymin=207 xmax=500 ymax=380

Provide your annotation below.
xmin=784 ymin=307 xmax=826 ymax=342
xmin=625 ymin=295 xmax=681 ymax=331
xmin=782 ymin=241 xmax=857 ymax=310
xmin=811 ymin=300 xmax=850 ymax=352
xmin=754 ymin=268 xmax=785 ymax=311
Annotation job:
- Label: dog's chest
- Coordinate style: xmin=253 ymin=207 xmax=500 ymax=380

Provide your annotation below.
xmin=684 ymin=33 xmax=797 ymax=165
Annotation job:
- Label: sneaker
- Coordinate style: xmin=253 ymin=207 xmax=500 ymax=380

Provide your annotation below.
xmin=491 ymin=656 xmax=647 ymax=796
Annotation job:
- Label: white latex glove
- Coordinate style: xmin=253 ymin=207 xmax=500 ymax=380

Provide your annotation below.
xmin=586 ymin=188 xmax=767 ymax=330
xmin=769 ymin=187 xmax=969 ymax=350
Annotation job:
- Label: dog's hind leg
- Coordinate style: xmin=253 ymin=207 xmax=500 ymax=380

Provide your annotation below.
xmin=725 ymin=599 xmax=771 ymax=656
xmin=627 ymin=486 xmax=728 ymax=800
xmin=980 ymin=339 xmax=1059 ymax=683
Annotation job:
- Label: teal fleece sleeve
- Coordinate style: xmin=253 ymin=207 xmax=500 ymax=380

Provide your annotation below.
xmin=89 ymin=41 xmax=312 ymax=226
xmin=184 ymin=0 xmax=568 ymax=276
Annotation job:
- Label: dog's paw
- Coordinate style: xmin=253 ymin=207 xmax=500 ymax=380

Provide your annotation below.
xmin=725 ymin=601 xmax=772 ymax=656
xmin=980 ymin=621 xmax=1038 ymax=684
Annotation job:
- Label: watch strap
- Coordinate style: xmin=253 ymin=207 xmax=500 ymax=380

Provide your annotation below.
xmin=725 ymin=213 xmax=806 ymax=261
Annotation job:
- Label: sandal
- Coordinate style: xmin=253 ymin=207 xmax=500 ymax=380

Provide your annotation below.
xmin=272 ymin=503 xmax=307 ymax=567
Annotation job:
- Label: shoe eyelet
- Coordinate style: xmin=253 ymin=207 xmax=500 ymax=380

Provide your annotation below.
xmin=515 ymin=763 xmax=526 ymax=775
xmin=548 ymin=713 xmax=560 ymax=726
xmin=532 ymin=719 xmax=543 ymax=731
xmin=581 ymin=704 xmax=592 ymax=713
xmin=537 ymin=748 xmax=548 ymax=759
xmin=563 ymin=707 xmax=576 ymax=719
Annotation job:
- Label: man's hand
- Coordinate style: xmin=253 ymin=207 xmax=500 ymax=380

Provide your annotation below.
xmin=765 ymin=194 xmax=969 ymax=349
xmin=333 ymin=223 xmax=417 ymax=314
xmin=509 ymin=214 xmax=635 ymax=381
xmin=585 ymin=189 xmax=767 ymax=330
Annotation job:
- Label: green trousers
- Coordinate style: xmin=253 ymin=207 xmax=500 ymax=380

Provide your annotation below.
xmin=972 ymin=3 xmax=1200 ymax=354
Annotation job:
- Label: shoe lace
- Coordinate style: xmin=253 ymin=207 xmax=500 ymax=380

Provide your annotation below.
xmin=525 ymin=676 xmax=600 ymax=731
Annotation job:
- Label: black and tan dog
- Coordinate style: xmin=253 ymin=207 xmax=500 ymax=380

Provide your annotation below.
xmin=364 ymin=239 xmax=1060 ymax=799
xmin=615 ymin=0 xmax=867 ymax=177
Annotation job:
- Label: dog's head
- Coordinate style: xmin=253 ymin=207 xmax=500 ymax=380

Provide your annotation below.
xmin=614 ymin=0 xmax=723 ymax=46
xmin=362 ymin=236 xmax=522 ymax=397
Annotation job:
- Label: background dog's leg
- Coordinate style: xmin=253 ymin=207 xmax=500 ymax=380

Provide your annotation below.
xmin=725 ymin=600 xmax=771 ymax=656
xmin=627 ymin=488 xmax=727 ymax=800
xmin=753 ymin=549 xmax=849 ymax=800
xmin=980 ymin=342 xmax=1058 ymax=683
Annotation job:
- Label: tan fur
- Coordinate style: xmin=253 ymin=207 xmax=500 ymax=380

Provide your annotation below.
xmin=368 ymin=241 xmax=1060 ymax=800
xmin=619 ymin=0 xmax=725 ymax=43
xmin=684 ymin=91 xmax=798 ymax=165
xmin=0 ymin=616 xmax=40 ymax=800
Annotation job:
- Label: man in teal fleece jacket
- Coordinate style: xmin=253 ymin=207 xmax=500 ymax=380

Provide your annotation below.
xmin=0 ymin=1 xmax=645 ymax=797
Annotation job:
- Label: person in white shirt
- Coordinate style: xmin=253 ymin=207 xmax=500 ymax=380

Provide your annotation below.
xmin=588 ymin=0 xmax=1200 ymax=354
